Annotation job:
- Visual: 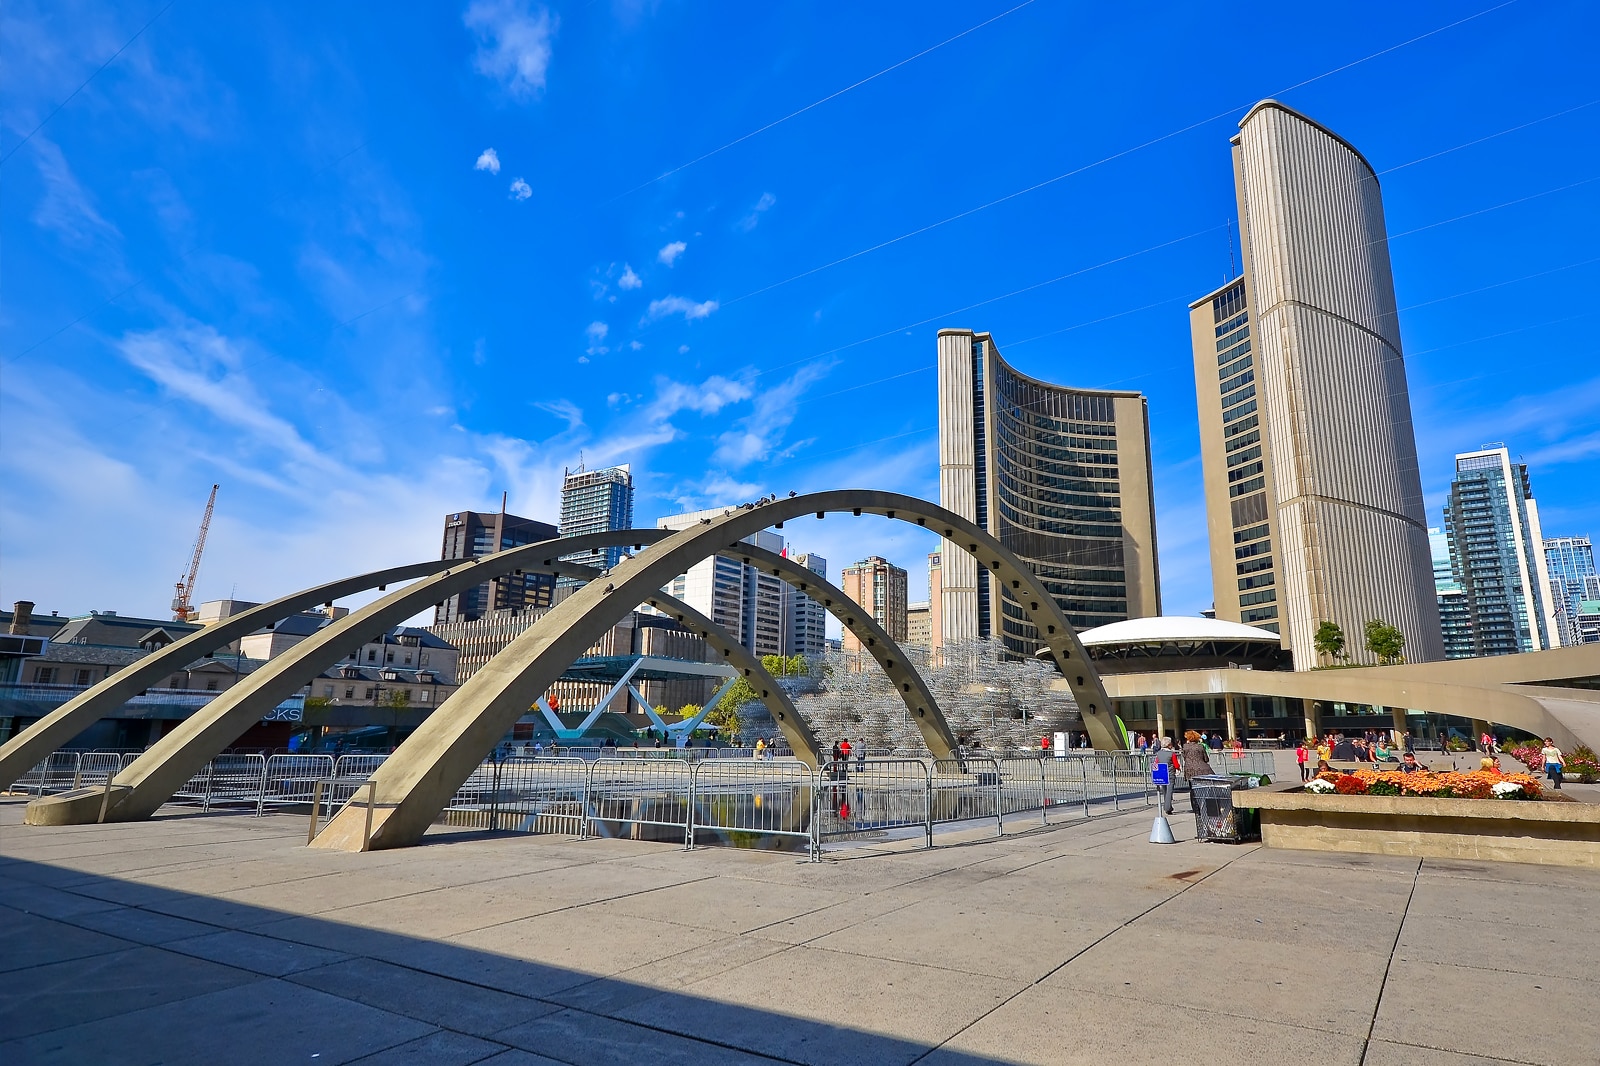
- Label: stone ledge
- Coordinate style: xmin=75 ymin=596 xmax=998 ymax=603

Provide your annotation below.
xmin=1236 ymin=786 xmax=1600 ymax=823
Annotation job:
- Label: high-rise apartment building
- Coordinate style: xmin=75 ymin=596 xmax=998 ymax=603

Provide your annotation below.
xmin=841 ymin=556 xmax=908 ymax=653
xmin=1430 ymin=527 xmax=1474 ymax=659
xmin=657 ymin=509 xmax=786 ymax=657
xmin=1443 ymin=447 xmax=1556 ymax=656
xmin=1544 ymin=536 xmax=1600 ymax=647
xmin=559 ymin=464 xmax=634 ymax=574
xmin=781 ymin=551 xmax=828 ymax=658
xmin=1190 ymin=100 xmax=1441 ymax=668
xmin=937 ymin=329 xmax=1160 ymax=656
xmin=434 ymin=510 xmax=558 ymax=624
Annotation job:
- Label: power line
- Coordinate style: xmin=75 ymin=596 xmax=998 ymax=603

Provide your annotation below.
xmin=609 ymin=0 xmax=1042 ymax=200
xmin=1377 ymin=98 xmax=1599 ymax=176
xmin=1386 ymin=175 xmax=1599 ymax=240
xmin=0 ymin=0 xmax=181 ymax=166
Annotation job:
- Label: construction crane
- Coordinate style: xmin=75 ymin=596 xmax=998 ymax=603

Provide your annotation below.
xmin=171 ymin=484 xmax=218 ymax=622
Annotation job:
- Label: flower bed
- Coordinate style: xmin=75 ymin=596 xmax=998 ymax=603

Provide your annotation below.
xmin=1304 ymin=768 xmax=1544 ymax=800
xmin=1509 ymin=743 xmax=1600 ymax=784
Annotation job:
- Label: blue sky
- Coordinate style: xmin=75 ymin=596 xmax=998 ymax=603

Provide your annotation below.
xmin=2 ymin=0 xmax=1596 ymax=625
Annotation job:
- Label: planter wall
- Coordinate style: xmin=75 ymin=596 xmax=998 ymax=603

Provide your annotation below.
xmin=1233 ymin=788 xmax=1600 ymax=868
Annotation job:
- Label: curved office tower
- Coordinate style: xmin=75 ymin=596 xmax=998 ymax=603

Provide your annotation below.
xmin=1192 ymin=100 xmax=1442 ymax=667
xmin=938 ymin=329 xmax=1161 ymax=655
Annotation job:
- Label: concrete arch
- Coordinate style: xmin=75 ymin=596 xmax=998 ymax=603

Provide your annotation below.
xmin=729 ymin=543 xmax=955 ymax=759
xmin=0 ymin=558 xmax=456 ymax=791
xmin=23 ymin=530 xmax=670 ymax=825
xmin=310 ymin=490 xmax=1112 ymax=851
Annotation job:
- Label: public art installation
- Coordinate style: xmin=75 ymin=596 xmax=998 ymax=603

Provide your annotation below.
xmin=14 ymin=491 xmax=1115 ymax=849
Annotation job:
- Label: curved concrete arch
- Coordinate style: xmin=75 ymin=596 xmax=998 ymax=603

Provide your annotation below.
xmin=0 ymin=559 xmax=456 ymax=791
xmin=728 ymin=543 xmax=955 ymax=759
xmin=23 ymin=530 xmax=670 ymax=825
xmin=309 ymin=490 xmax=1113 ymax=851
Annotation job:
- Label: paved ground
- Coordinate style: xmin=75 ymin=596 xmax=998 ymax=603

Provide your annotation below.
xmin=2 ymin=792 xmax=1595 ymax=1066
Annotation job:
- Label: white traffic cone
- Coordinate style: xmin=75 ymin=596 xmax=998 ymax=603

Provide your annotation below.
xmin=1149 ymin=813 xmax=1176 ymax=844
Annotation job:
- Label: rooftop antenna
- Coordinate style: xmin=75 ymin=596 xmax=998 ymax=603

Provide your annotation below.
xmin=500 ymin=490 xmax=508 ymax=515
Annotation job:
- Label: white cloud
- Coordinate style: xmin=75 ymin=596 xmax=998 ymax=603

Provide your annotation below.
xmin=629 ymin=340 xmax=643 ymax=351
xmin=646 ymin=375 xmax=752 ymax=422
xmin=646 ymin=295 xmax=718 ymax=322
xmin=585 ymin=321 xmax=609 ymax=355
xmin=463 ymin=0 xmax=556 ymax=101
xmin=657 ymin=240 xmax=687 ymax=266
xmin=618 ymin=264 xmax=642 ymax=290
xmin=474 ymin=148 xmax=501 ymax=173
xmin=739 ymin=191 xmax=777 ymax=232
xmin=509 ymin=177 xmax=532 ymax=200
xmin=30 ymin=137 xmax=120 ymax=248
xmin=678 ymin=344 xmax=690 ymax=354
xmin=713 ymin=362 xmax=832 ymax=467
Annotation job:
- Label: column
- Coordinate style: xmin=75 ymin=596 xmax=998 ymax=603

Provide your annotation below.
xmin=1391 ymin=707 xmax=1408 ymax=749
xmin=1224 ymin=693 xmax=1238 ymax=741
xmin=1303 ymin=700 xmax=1319 ymax=743
xmin=1154 ymin=698 xmax=1167 ymax=745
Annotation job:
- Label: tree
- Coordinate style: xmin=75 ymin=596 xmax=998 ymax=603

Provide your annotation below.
xmin=1364 ymin=619 xmax=1406 ymax=665
xmin=1312 ymin=621 xmax=1346 ymax=665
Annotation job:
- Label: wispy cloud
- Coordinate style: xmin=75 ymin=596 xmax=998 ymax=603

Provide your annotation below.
xmin=646 ymin=295 xmax=718 ymax=322
xmin=739 ymin=192 xmax=777 ymax=232
xmin=30 ymin=137 xmax=120 ymax=248
xmin=646 ymin=374 xmax=752 ymax=421
xmin=618 ymin=264 xmax=642 ymax=290
xmin=713 ymin=362 xmax=832 ymax=467
xmin=463 ymin=0 xmax=557 ymax=101
xmin=509 ymin=177 xmax=532 ymax=200
xmin=474 ymin=147 xmax=501 ymax=173
xmin=585 ymin=320 xmax=609 ymax=355
xmin=657 ymin=240 xmax=687 ymax=266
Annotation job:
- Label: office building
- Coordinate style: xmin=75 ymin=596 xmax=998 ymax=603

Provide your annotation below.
xmin=1430 ymin=527 xmax=1475 ymax=659
xmin=781 ymin=551 xmax=828 ymax=658
xmin=657 ymin=508 xmax=786 ymax=657
xmin=937 ymin=329 xmax=1160 ymax=656
xmin=905 ymin=602 xmax=932 ymax=648
xmin=1189 ymin=100 xmax=1441 ymax=668
xmin=559 ymin=464 xmax=635 ymax=574
xmin=1576 ymin=600 xmax=1600 ymax=645
xmin=434 ymin=509 xmax=558 ymax=624
xmin=840 ymin=556 xmax=908 ymax=653
xmin=1443 ymin=447 xmax=1556 ymax=656
xmin=1544 ymin=535 xmax=1600 ymax=647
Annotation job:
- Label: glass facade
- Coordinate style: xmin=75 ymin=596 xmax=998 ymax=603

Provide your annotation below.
xmin=559 ymin=465 xmax=635 ymax=576
xmin=972 ymin=340 xmax=1138 ymax=647
xmin=1544 ymin=535 xmax=1600 ymax=646
xmin=1443 ymin=449 xmax=1550 ymax=656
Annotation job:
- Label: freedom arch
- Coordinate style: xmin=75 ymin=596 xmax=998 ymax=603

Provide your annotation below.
xmin=12 ymin=491 xmax=1119 ymax=847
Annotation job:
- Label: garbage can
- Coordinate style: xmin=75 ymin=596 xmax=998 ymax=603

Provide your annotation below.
xmin=1190 ymin=775 xmax=1261 ymax=843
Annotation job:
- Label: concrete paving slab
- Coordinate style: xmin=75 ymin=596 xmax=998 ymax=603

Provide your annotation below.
xmin=311 ymin=883 xmax=573 ymax=939
xmin=589 ymin=870 xmax=855 ymax=935
xmin=0 ymin=943 xmax=260 ymax=1040
xmin=291 ymin=956 xmax=558 ymax=1037
xmin=164 ymin=928 xmax=353 ymax=976
xmin=0 ymin=905 xmax=138 ymax=972
xmin=921 ymin=985 xmax=1370 ymax=1066
xmin=0 ymin=879 xmax=122 ymax=918
xmin=61 ymin=902 xmax=220 ymax=945
xmin=344 ymin=1029 xmax=514 ymax=1066
xmin=1361 ymin=1040 xmax=1536 ymax=1065
xmin=1371 ymin=958 xmax=1600 ymax=1061
xmin=1406 ymin=874 xmax=1583 ymax=931
xmin=544 ymin=934 xmax=791 ymax=1015
xmin=618 ymin=943 xmax=1024 ymax=1066
xmin=1044 ymin=925 xmax=1390 ymax=1037
xmin=493 ymin=1007 xmax=783 ymax=1065
xmin=222 ymin=870 xmax=437 ymax=915
xmin=449 ymin=905 xmax=728 ymax=981
xmin=0 ymin=975 xmax=435 ymax=1066
xmin=1395 ymin=912 xmax=1600 ymax=983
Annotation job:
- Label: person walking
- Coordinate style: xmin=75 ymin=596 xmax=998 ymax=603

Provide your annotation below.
xmin=1296 ymin=739 xmax=1311 ymax=782
xmin=1180 ymin=730 xmax=1214 ymax=811
xmin=1150 ymin=736 xmax=1177 ymax=815
xmin=754 ymin=738 xmax=766 ymax=760
xmin=1541 ymin=738 xmax=1565 ymax=790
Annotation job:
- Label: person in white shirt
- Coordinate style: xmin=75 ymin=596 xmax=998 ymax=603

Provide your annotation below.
xmin=1541 ymin=738 xmax=1565 ymax=790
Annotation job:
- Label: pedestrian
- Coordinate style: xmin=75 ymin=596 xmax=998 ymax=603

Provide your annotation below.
xmin=1040 ymin=735 xmax=1051 ymax=759
xmin=1541 ymin=737 xmax=1565 ymax=790
xmin=755 ymin=738 xmax=766 ymax=760
xmin=1180 ymin=730 xmax=1214 ymax=811
xmin=1150 ymin=736 xmax=1177 ymax=815
xmin=1296 ymin=739 xmax=1311 ymax=782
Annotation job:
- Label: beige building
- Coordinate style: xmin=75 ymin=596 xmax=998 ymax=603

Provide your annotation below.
xmin=841 ymin=556 xmax=908 ymax=653
xmin=937 ymin=329 xmax=1161 ymax=655
xmin=905 ymin=602 xmax=932 ymax=648
xmin=1190 ymin=100 xmax=1441 ymax=668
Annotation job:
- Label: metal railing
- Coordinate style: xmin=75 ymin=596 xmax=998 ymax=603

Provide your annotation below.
xmin=585 ymin=756 xmax=696 ymax=845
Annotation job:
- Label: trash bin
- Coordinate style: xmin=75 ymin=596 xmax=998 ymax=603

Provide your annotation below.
xmin=1190 ymin=774 xmax=1261 ymax=843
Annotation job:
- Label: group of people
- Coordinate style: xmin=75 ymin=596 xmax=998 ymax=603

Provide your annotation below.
xmin=751 ymin=737 xmax=784 ymax=760
xmin=1145 ymin=730 xmax=1219 ymax=815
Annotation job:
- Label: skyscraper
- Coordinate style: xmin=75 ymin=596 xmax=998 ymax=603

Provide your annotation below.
xmin=559 ymin=464 xmax=635 ymax=573
xmin=657 ymin=508 xmax=785 ymax=657
xmin=1443 ymin=447 xmax=1556 ymax=656
xmin=434 ymin=509 xmax=558 ymax=624
xmin=937 ymin=329 xmax=1160 ymax=656
xmin=1431 ymin=526 xmax=1474 ymax=659
xmin=840 ymin=556 xmax=908 ymax=653
xmin=1544 ymin=535 xmax=1600 ymax=647
xmin=781 ymin=551 xmax=828 ymax=658
xmin=1190 ymin=100 xmax=1442 ymax=668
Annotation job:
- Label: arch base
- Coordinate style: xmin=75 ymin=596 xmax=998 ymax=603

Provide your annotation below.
xmin=24 ymin=785 xmax=133 ymax=826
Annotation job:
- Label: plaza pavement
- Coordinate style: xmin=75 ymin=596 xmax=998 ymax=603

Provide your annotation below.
xmin=1 ymin=778 xmax=1595 ymax=1066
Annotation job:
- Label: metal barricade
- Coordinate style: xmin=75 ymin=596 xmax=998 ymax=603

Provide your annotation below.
xmin=437 ymin=758 xmax=502 ymax=829
xmin=256 ymin=754 xmax=333 ymax=815
xmin=813 ymin=757 xmax=932 ymax=854
xmin=492 ymin=756 xmax=590 ymax=835
xmin=585 ymin=756 xmax=694 ymax=846
xmin=1041 ymin=754 xmax=1092 ymax=821
xmin=1110 ymin=752 xmax=1152 ymax=810
xmin=931 ymin=754 xmax=1003 ymax=836
xmin=75 ymin=752 xmax=124 ymax=789
xmin=689 ymin=758 xmax=814 ymax=851
xmin=204 ymin=755 xmax=267 ymax=810
xmin=20 ymin=752 xmax=81 ymax=796
xmin=994 ymin=756 xmax=1046 ymax=823
xmin=1214 ymin=748 xmax=1275 ymax=778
